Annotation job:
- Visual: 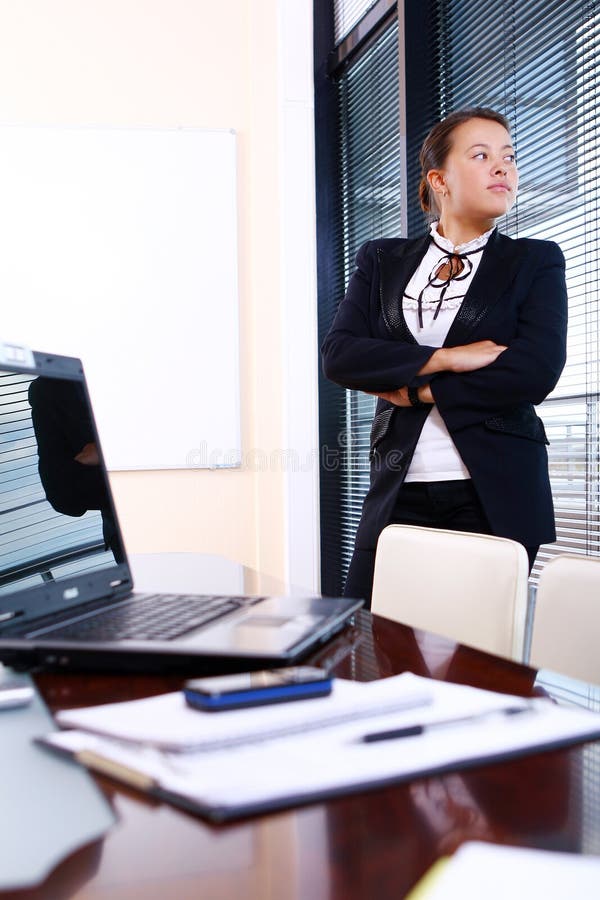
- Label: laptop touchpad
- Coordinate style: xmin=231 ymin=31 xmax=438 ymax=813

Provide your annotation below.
xmin=237 ymin=615 xmax=297 ymax=628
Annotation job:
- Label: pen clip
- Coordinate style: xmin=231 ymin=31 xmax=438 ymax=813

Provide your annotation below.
xmin=360 ymin=702 xmax=537 ymax=744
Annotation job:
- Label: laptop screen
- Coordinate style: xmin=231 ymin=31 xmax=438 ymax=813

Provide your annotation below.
xmin=0 ymin=361 xmax=127 ymax=613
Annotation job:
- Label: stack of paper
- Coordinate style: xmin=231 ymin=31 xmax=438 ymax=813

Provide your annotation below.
xmin=39 ymin=672 xmax=600 ymax=822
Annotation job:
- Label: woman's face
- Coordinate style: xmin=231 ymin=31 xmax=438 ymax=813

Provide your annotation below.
xmin=430 ymin=117 xmax=519 ymax=221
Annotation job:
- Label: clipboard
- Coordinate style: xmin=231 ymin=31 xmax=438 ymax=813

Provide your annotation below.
xmin=39 ymin=673 xmax=600 ymax=823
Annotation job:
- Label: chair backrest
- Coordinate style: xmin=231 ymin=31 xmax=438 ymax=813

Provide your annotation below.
xmin=529 ymin=555 xmax=600 ymax=683
xmin=371 ymin=524 xmax=530 ymax=661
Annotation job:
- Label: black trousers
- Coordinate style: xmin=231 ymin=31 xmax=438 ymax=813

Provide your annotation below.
xmin=344 ymin=479 xmax=538 ymax=610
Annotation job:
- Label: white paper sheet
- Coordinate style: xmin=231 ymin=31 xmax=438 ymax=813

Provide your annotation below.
xmin=409 ymin=841 xmax=600 ymax=899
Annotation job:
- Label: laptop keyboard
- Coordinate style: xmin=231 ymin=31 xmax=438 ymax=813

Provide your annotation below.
xmin=38 ymin=593 xmax=256 ymax=642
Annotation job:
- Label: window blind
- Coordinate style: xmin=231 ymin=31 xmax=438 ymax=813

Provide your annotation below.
xmin=424 ymin=0 xmax=600 ymax=574
xmin=317 ymin=11 xmax=401 ymax=596
xmin=316 ymin=0 xmax=598 ymax=594
xmin=333 ymin=0 xmax=380 ymax=42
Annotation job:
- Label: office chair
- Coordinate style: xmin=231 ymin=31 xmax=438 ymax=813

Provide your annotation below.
xmin=529 ymin=555 xmax=600 ymax=684
xmin=371 ymin=524 xmax=530 ymax=661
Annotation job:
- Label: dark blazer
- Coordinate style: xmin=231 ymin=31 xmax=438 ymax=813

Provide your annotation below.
xmin=321 ymin=229 xmax=568 ymax=549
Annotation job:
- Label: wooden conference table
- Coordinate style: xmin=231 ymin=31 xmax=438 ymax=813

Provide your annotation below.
xmin=10 ymin=554 xmax=600 ymax=899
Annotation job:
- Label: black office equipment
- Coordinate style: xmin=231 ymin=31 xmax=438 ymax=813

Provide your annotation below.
xmin=0 ymin=343 xmax=361 ymax=673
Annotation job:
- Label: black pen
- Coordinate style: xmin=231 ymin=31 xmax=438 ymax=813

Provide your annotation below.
xmin=361 ymin=704 xmax=530 ymax=743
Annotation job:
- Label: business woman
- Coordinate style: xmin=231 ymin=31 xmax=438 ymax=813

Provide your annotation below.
xmin=322 ymin=107 xmax=568 ymax=607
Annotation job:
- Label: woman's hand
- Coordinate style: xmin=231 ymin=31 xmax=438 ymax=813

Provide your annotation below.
xmin=445 ymin=341 xmax=508 ymax=372
xmin=366 ymin=385 xmax=433 ymax=406
xmin=74 ymin=442 xmax=100 ymax=465
xmin=419 ymin=341 xmax=508 ymax=375
xmin=364 ymin=339 xmax=506 ymax=406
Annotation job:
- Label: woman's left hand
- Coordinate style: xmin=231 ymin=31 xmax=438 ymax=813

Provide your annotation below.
xmin=74 ymin=442 xmax=100 ymax=465
xmin=366 ymin=385 xmax=433 ymax=406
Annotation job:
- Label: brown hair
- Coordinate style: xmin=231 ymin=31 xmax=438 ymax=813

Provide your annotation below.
xmin=418 ymin=107 xmax=512 ymax=218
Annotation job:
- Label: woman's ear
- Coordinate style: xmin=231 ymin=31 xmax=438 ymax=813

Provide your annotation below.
xmin=427 ymin=169 xmax=447 ymax=200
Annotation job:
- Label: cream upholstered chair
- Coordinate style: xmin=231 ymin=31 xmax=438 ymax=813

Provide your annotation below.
xmin=371 ymin=524 xmax=530 ymax=661
xmin=529 ymin=555 xmax=600 ymax=683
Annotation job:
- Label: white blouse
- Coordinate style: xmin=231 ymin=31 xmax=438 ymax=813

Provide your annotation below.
xmin=403 ymin=222 xmax=494 ymax=482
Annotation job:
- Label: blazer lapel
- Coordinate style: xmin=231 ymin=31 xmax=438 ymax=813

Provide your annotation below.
xmin=377 ymin=235 xmax=430 ymax=343
xmin=444 ymin=229 xmax=523 ymax=346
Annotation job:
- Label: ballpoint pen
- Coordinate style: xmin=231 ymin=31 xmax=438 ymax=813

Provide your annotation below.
xmin=361 ymin=703 xmax=534 ymax=743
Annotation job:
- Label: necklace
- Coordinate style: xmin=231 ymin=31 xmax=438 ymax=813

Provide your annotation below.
xmin=403 ymin=237 xmax=485 ymax=329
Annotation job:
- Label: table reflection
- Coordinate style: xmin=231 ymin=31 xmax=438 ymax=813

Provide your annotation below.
xmin=30 ymin=558 xmax=600 ymax=898
xmin=535 ymin=668 xmax=600 ymax=856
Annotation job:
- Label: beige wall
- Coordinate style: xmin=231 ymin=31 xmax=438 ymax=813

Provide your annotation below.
xmin=0 ymin=0 xmax=313 ymax=580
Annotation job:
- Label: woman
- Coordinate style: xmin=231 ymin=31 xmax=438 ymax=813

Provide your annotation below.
xmin=322 ymin=107 xmax=568 ymax=607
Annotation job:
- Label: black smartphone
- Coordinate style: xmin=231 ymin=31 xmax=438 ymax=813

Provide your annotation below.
xmin=183 ymin=666 xmax=333 ymax=712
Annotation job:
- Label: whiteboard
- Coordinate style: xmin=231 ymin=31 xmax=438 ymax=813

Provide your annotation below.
xmin=0 ymin=125 xmax=240 ymax=470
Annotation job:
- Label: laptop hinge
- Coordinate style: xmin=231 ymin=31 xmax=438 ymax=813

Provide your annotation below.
xmin=0 ymin=610 xmax=23 ymax=624
xmin=109 ymin=579 xmax=131 ymax=596
xmin=0 ymin=341 xmax=35 ymax=369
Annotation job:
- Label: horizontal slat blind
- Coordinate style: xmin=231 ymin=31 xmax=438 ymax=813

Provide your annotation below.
xmin=318 ymin=0 xmax=598 ymax=594
xmin=428 ymin=0 xmax=600 ymax=576
xmin=338 ymin=20 xmax=402 ymax=583
xmin=333 ymin=0 xmax=380 ymax=43
xmin=318 ymin=13 xmax=401 ymax=595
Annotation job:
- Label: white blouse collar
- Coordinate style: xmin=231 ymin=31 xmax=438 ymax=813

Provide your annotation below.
xmin=429 ymin=221 xmax=495 ymax=254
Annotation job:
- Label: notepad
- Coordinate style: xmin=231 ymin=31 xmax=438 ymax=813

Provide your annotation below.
xmin=53 ymin=672 xmax=435 ymax=751
xmin=40 ymin=674 xmax=600 ymax=823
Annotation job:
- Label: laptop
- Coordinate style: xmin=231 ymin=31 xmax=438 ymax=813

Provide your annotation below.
xmin=0 ymin=344 xmax=362 ymax=673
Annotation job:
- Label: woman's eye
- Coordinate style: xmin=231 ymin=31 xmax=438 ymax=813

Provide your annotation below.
xmin=504 ymin=154 xmax=516 ymax=163
xmin=473 ymin=152 xmax=487 ymax=159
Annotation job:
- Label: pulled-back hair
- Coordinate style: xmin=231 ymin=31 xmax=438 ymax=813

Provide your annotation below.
xmin=418 ymin=107 xmax=512 ymax=218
